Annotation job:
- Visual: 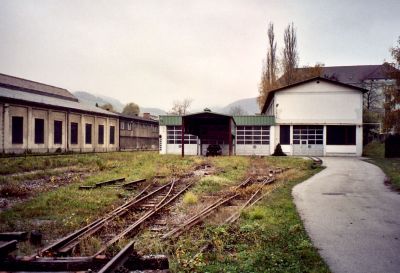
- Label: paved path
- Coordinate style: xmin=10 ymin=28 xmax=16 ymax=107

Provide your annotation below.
xmin=293 ymin=157 xmax=400 ymax=273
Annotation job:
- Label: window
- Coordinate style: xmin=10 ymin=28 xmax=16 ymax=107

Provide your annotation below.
xmin=293 ymin=125 xmax=323 ymax=145
xmin=120 ymin=121 xmax=125 ymax=130
xmin=127 ymin=122 xmax=132 ymax=130
xmin=54 ymin=120 xmax=62 ymax=144
xmin=70 ymin=122 xmax=78 ymax=144
xmin=327 ymin=126 xmax=356 ymax=145
xmin=98 ymin=125 xmax=104 ymax=144
xmin=85 ymin=123 xmax=92 ymax=144
xmin=12 ymin=116 xmax=23 ymax=144
xmin=110 ymin=126 xmax=115 ymax=144
xmin=167 ymin=126 xmax=197 ymax=144
xmin=280 ymin=125 xmax=290 ymax=145
xmin=236 ymin=126 xmax=270 ymax=145
xmin=34 ymin=118 xmax=44 ymax=144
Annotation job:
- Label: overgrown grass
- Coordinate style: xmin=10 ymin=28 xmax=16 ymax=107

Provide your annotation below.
xmin=169 ymin=156 xmax=329 ymax=273
xmin=192 ymin=156 xmax=250 ymax=194
xmin=363 ymin=141 xmax=400 ymax=190
xmin=0 ymin=152 xmax=202 ymax=250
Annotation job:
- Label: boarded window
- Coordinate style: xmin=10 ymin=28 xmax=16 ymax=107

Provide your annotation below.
xmin=70 ymin=122 xmax=78 ymax=144
xmin=293 ymin=125 xmax=323 ymax=145
xmin=280 ymin=125 xmax=290 ymax=145
xmin=98 ymin=125 xmax=104 ymax=144
xmin=12 ymin=116 xmax=23 ymax=144
xmin=54 ymin=120 xmax=62 ymax=144
xmin=110 ymin=126 xmax=115 ymax=144
xmin=34 ymin=118 xmax=44 ymax=144
xmin=236 ymin=126 xmax=270 ymax=145
xmin=167 ymin=125 xmax=197 ymax=144
xmin=327 ymin=126 xmax=356 ymax=145
xmin=85 ymin=123 xmax=92 ymax=144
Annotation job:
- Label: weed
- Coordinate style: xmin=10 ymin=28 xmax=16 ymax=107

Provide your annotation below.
xmin=182 ymin=191 xmax=198 ymax=206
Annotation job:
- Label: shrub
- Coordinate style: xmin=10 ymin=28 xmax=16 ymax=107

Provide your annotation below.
xmin=183 ymin=191 xmax=198 ymax=206
xmin=272 ymin=143 xmax=287 ymax=156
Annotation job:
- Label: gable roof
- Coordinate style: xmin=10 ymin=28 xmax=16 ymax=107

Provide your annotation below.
xmin=261 ymin=76 xmax=368 ymax=114
xmin=0 ymin=73 xmax=77 ymax=101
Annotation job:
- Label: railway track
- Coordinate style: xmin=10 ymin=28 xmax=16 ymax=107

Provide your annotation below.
xmin=39 ymin=177 xmax=193 ymax=258
xmin=162 ymin=175 xmax=276 ymax=240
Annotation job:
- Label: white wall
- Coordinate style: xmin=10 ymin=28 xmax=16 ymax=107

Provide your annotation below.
xmin=236 ymin=144 xmax=270 ymax=156
xmin=274 ymin=80 xmax=363 ymax=125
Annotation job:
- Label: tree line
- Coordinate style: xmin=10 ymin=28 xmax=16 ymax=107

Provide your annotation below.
xmin=98 ymin=102 xmax=140 ymax=116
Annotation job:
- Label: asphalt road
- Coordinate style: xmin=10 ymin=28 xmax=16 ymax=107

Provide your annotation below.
xmin=293 ymin=157 xmax=400 ymax=273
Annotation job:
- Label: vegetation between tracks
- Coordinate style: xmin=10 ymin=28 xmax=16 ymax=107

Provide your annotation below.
xmin=145 ymin=157 xmax=329 ymax=273
xmin=363 ymin=141 xmax=400 ymax=190
xmin=0 ymin=153 xmax=329 ymax=272
xmin=0 ymin=152 xmax=202 ymax=254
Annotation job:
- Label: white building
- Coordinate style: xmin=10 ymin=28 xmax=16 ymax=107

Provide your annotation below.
xmin=262 ymin=77 xmax=366 ymax=156
xmin=160 ymin=77 xmax=366 ymax=157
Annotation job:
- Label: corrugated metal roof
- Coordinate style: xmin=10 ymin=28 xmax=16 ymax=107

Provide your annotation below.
xmin=0 ymin=86 xmax=118 ymax=116
xmin=0 ymin=73 xmax=77 ymax=101
xmin=159 ymin=115 xmax=275 ymax=126
xmin=159 ymin=115 xmax=182 ymax=126
xmin=233 ymin=115 xmax=275 ymax=125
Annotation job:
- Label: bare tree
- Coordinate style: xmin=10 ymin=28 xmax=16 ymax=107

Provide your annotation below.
xmin=257 ymin=22 xmax=279 ymax=109
xmin=228 ymin=105 xmax=248 ymax=115
xmin=281 ymin=22 xmax=299 ymax=85
xmin=363 ymin=81 xmax=384 ymax=111
xmin=169 ymin=98 xmax=193 ymax=115
xmin=122 ymin=102 xmax=140 ymax=116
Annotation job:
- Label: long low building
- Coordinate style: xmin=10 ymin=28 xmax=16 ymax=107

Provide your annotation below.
xmin=160 ymin=77 xmax=366 ymax=157
xmin=0 ymin=73 xmax=159 ymax=154
xmin=159 ymin=113 xmax=275 ymax=156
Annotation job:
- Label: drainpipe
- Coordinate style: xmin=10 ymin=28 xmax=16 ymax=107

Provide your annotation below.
xmin=66 ymin=110 xmax=69 ymax=152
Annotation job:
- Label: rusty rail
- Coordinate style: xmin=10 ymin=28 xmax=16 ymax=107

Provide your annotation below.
xmin=40 ymin=181 xmax=174 ymax=256
xmin=94 ymin=180 xmax=193 ymax=256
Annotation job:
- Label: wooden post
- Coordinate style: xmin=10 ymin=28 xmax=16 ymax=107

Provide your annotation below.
xmin=181 ymin=118 xmax=185 ymax=157
xmin=228 ymin=118 xmax=232 ymax=156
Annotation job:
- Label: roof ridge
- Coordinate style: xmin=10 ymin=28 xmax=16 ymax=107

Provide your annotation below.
xmin=0 ymin=73 xmax=69 ymax=91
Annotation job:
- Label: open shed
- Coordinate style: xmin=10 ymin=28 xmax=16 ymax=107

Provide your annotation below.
xmin=182 ymin=111 xmax=234 ymax=156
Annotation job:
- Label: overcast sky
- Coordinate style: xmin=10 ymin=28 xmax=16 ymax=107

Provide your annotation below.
xmin=0 ymin=0 xmax=399 ymax=111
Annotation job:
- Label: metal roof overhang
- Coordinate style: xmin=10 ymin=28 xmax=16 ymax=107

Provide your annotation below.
xmin=183 ymin=112 xmax=233 ymax=136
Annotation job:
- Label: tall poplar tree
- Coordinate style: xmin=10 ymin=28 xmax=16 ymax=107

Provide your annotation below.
xmin=258 ymin=22 xmax=278 ymax=109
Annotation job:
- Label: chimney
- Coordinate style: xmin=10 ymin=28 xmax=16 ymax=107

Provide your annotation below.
xmin=143 ymin=113 xmax=151 ymax=119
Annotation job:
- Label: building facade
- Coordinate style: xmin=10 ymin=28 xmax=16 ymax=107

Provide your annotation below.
xmin=119 ymin=114 xmax=159 ymax=150
xmin=160 ymin=77 xmax=366 ymax=157
xmin=0 ymin=74 xmax=120 ymax=154
xmin=263 ymin=77 xmax=365 ymax=156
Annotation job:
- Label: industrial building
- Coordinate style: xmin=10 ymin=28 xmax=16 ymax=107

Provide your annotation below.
xmin=160 ymin=77 xmax=366 ymax=157
xmin=0 ymin=73 xmax=158 ymax=154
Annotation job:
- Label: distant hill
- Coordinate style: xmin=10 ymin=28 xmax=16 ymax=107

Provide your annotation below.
xmin=73 ymin=91 xmax=166 ymax=116
xmin=221 ymin=97 xmax=260 ymax=115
